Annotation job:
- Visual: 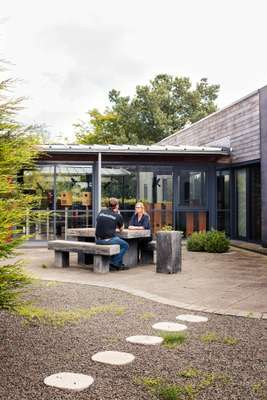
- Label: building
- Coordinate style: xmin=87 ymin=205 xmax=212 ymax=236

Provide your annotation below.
xmin=24 ymin=85 xmax=267 ymax=247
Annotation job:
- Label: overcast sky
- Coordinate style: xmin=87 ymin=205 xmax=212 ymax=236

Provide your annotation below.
xmin=1 ymin=0 xmax=267 ymax=141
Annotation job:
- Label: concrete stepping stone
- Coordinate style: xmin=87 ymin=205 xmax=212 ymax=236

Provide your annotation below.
xmin=126 ymin=335 xmax=163 ymax=345
xmin=176 ymin=314 xmax=208 ymax=323
xmin=91 ymin=351 xmax=135 ymax=365
xmin=44 ymin=372 xmax=94 ymax=391
xmin=152 ymin=322 xmax=187 ymax=332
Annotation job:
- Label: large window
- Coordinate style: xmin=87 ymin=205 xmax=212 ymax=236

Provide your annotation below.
xmin=236 ymin=168 xmax=247 ymax=238
xmin=101 ymin=166 xmax=137 ymax=227
xmin=139 ymin=169 xmax=173 ymax=232
xmin=217 ymin=170 xmax=230 ymax=235
xmin=178 ymin=170 xmax=206 ymax=207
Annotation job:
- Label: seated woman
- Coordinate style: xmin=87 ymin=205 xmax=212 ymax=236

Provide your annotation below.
xmin=128 ymin=202 xmax=151 ymax=261
xmin=128 ymin=202 xmax=151 ymax=230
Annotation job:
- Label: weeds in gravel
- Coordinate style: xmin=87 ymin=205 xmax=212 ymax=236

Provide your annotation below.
xmin=200 ymin=331 xmax=220 ymax=343
xmin=160 ymin=332 xmax=187 ymax=348
xmin=135 ymin=377 xmax=196 ymax=400
xmin=140 ymin=311 xmax=156 ymax=320
xmin=222 ymin=336 xmax=239 ymax=345
xmin=200 ymin=331 xmax=239 ymax=346
xmin=178 ymin=368 xmax=201 ymax=378
xmin=14 ymin=303 xmax=126 ymax=326
xmin=251 ymin=381 xmax=266 ymax=398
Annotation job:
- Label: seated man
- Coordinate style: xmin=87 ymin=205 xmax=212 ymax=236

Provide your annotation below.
xmin=95 ymin=197 xmax=129 ymax=270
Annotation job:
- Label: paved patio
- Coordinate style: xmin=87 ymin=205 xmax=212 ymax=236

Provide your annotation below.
xmin=17 ymin=245 xmax=267 ymax=318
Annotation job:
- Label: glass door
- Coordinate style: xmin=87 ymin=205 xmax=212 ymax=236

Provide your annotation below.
xmin=236 ymin=168 xmax=247 ymax=238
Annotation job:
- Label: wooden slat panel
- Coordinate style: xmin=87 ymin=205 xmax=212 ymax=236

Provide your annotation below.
xmin=199 ymin=212 xmax=207 ymax=232
xmin=186 ymin=213 xmax=194 ymax=236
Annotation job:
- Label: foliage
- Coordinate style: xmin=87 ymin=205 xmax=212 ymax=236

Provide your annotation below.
xmin=0 ymin=263 xmax=32 ymax=310
xmin=75 ymin=74 xmax=219 ymax=145
xmin=14 ymin=303 xmax=126 ymax=326
xmin=186 ymin=231 xmax=207 ymax=251
xmin=200 ymin=331 xmax=220 ymax=343
xmin=0 ymin=62 xmax=40 ymax=309
xmin=204 ymin=230 xmax=230 ymax=253
xmin=160 ymin=332 xmax=187 ymax=348
xmin=160 ymin=224 xmax=174 ymax=231
xmin=187 ymin=230 xmax=230 ymax=253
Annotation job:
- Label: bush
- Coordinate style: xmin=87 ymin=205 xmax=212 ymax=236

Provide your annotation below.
xmin=187 ymin=231 xmax=206 ymax=251
xmin=187 ymin=230 xmax=230 ymax=253
xmin=204 ymin=230 xmax=230 ymax=253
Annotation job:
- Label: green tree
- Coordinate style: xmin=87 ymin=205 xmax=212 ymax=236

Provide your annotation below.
xmin=75 ymin=74 xmax=219 ymax=145
xmin=0 ymin=64 xmax=40 ymax=309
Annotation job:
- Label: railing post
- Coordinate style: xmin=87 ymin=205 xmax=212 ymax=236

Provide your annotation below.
xmin=64 ymin=207 xmax=68 ymax=240
xmin=46 ymin=208 xmax=50 ymax=241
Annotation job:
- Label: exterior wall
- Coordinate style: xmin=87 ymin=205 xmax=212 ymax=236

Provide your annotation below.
xmin=160 ymin=91 xmax=261 ymax=164
xmin=259 ymin=86 xmax=267 ymax=247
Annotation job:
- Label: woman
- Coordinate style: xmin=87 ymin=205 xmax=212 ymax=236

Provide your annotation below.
xmin=128 ymin=202 xmax=151 ymax=262
xmin=128 ymin=202 xmax=151 ymax=230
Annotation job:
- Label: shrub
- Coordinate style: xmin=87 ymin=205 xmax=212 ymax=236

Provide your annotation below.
xmin=187 ymin=230 xmax=230 ymax=253
xmin=186 ymin=231 xmax=206 ymax=251
xmin=204 ymin=230 xmax=230 ymax=253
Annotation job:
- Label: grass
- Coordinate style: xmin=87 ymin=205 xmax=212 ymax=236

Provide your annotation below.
xmin=178 ymin=368 xmax=201 ymax=378
xmin=14 ymin=303 xmax=126 ymax=326
xmin=200 ymin=331 xmax=239 ymax=346
xmin=140 ymin=311 xmax=156 ymax=320
xmin=160 ymin=332 xmax=187 ymax=348
xmin=251 ymin=381 xmax=266 ymax=398
xmin=200 ymin=331 xmax=220 ymax=343
xmin=136 ymin=370 xmax=231 ymax=400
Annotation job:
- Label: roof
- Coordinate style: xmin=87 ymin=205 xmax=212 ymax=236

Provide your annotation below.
xmin=38 ymin=143 xmax=230 ymax=155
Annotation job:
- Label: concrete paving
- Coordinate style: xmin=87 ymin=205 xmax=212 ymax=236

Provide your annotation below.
xmin=14 ymin=246 xmax=267 ymax=318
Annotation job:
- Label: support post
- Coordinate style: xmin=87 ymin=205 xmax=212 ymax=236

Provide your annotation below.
xmin=93 ymin=255 xmax=110 ymax=273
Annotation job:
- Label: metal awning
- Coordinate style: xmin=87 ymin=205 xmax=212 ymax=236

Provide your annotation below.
xmin=38 ymin=143 xmax=230 ymax=155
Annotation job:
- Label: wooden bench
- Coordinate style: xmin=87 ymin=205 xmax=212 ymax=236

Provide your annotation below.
xmin=48 ymin=240 xmax=120 ymax=274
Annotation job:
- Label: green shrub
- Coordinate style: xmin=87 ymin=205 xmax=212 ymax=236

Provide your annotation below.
xmin=0 ymin=263 xmax=32 ymax=310
xmin=186 ymin=231 xmax=206 ymax=251
xmin=187 ymin=230 xmax=230 ymax=253
xmin=204 ymin=231 xmax=230 ymax=253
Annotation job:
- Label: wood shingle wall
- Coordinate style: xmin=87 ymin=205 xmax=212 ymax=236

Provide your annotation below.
xmin=161 ymin=91 xmax=260 ymax=164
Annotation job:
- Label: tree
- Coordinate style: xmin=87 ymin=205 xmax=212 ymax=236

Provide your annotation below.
xmin=0 ymin=63 xmax=40 ymax=309
xmin=75 ymin=74 xmax=220 ymax=145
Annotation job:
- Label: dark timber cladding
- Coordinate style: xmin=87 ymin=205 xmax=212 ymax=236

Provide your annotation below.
xmin=260 ymin=86 xmax=267 ymax=247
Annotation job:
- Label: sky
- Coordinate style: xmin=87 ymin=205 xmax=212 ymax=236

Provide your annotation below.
xmin=1 ymin=0 xmax=267 ymax=142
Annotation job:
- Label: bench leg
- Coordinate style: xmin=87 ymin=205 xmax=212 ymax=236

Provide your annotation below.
xmin=55 ymin=251 xmax=69 ymax=268
xmin=93 ymin=255 xmax=110 ymax=273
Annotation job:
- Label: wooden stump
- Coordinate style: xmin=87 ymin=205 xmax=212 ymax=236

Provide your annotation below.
xmin=156 ymin=231 xmax=182 ymax=273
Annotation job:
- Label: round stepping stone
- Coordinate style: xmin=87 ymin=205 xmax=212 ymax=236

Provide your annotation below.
xmin=91 ymin=351 xmax=135 ymax=365
xmin=152 ymin=322 xmax=187 ymax=332
xmin=126 ymin=335 xmax=163 ymax=345
xmin=44 ymin=372 xmax=94 ymax=391
xmin=176 ymin=314 xmax=208 ymax=323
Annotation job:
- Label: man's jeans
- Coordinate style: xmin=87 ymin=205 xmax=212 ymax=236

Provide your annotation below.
xmin=96 ymin=236 xmax=129 ymax=267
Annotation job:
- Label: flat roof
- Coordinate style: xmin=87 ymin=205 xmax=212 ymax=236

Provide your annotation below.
xmin=38 ymin=144 xmax=230 ymax=156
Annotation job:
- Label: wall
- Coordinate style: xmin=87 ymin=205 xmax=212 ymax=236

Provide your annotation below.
xmin=160 ymin=91 xmax=261 ymax=164
xmin=260 ymin=86 xmax=267 ymax=247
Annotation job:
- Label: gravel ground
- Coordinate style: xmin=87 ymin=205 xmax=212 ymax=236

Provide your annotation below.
xmin=0 ymin=281 xmax=266 ymax=400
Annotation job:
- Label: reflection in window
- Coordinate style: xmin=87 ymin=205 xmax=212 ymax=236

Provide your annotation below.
xmin=178 ymin=171 xmax=206 ymax=207
xmin=217 ymin=170 xmax=230 ymax=235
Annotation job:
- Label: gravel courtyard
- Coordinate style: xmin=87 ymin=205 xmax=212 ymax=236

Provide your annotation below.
xmin=0 ymin=281 xmax=266 ymax=400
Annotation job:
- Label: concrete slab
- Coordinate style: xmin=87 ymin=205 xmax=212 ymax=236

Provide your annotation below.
xmin=176 ymin=314 xmax=208 ymax=322
xmin=152 ymin=322 xmax=187 ymax=332
xmin=126 ymin=335 xmax=163 ymax=345
xmin=44 ymin=372 xmax=94 ymax=391
xmin=14 ymin=246 xmax=267 ymax=318
xmin=91 ymin=351 xmax=135 ymax=365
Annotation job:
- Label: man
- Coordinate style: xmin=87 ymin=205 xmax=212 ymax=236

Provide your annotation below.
xmin=95 ymin=198 xmax=129 ymax=270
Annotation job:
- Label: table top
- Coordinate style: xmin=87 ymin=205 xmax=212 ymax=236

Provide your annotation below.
xmin=67 ymin=227 xmax=151 ymax=239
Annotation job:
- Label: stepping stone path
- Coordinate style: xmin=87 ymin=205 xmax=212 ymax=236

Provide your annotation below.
xmin=176 ymin=314 xmax=208 ymax=323
xmin=44 ymin=372 xmax=94 ymax=391
xmin=92 ymin=351 xmax=135 ymax=365
xmin=152 ymin=322 xmax=187 ymax=332
xmin=126 ymin=335 xmax=163 ymax=345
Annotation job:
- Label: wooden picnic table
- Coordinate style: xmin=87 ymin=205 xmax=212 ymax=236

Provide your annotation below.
xmin=67 ymin=228 xmax=151 ymax=267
